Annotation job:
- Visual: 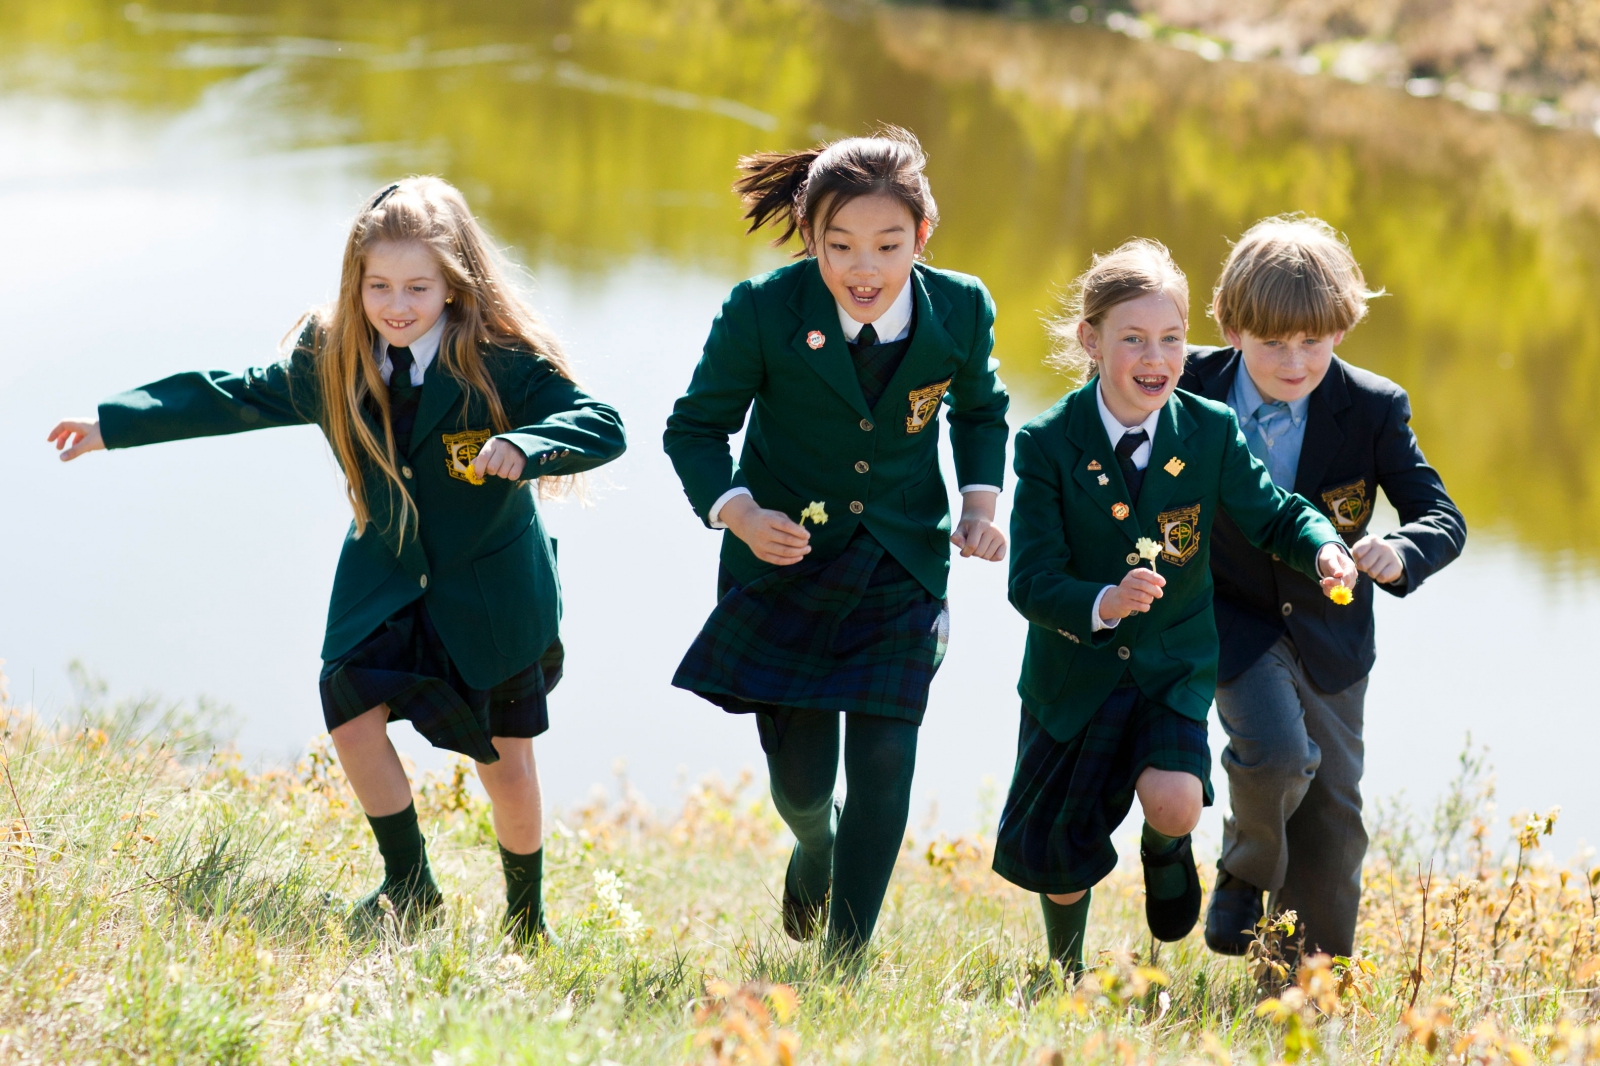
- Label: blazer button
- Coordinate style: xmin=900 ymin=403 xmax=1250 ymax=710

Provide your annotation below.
xmin=1281 ymin=602 xmax=1293 ymax=616
xmin=859 ymin=419 xmax=874 ymax=432
xmin=1271 ymin=553 xmax=1280 ymax=562
xmin=420 ymin=575 xmax=429 ymax=589
xmin=849 ymin=500 xmax=864 ymax=514
xmin=1125 ymin=552 xmax=1139 ymax=565
xmin=854 ymin=461 xmax=870 ymax=473
xmin=401 ymin=465 xmax=413 ymax=479
xmin=1117 ymin=646 xmax=1131 ymax=660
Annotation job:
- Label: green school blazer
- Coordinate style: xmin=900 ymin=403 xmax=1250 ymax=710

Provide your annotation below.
xmin=663 ymin=258 xmax=1010 ymax=598
xmin=1008 ymin=383 xmax=1341 ymax=742
xmin=97 ymin=323 xmax=627 ymax=689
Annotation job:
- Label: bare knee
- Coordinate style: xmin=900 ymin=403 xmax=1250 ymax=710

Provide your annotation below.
xmin=1136 ymin=768 xmax=1203 ymax=837
xmin=1047 ymin=889 xmax=1088 ymax=906
xmin=477 ymin=738 xmax=537 ymax=790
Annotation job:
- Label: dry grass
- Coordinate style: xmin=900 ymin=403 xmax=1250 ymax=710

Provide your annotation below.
xmin=0 ymin=676 xmax=1595 ymax=1064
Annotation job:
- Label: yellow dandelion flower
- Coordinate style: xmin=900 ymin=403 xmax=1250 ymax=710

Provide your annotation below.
xmin=1330 ymin=585 xmax=1354 ymax=606
xmin=799 ymin=501 xmax=829 ymax=527
xmin=463 ymin=465 xmax=486 ymax=486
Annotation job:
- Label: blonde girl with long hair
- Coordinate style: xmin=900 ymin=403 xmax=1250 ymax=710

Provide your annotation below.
xmin=48 ymin=176 xmax=627 ymax=941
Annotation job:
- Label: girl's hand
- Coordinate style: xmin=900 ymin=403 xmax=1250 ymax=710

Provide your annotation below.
xmin=47 ymin=419 xmax=105 ymax=461
xmin=1098 ymin=568 xmax=1166 ymax=623
xmin=951 ymin=489 xmax=1006 ymax=561
xmin=721 ymin=494 xmax=811 ymax=566
xmin=1316 ymin=542 xmax=1359 ymax=597
xmin=472 ymin=438 xmax=527 ymax=481
xmin=1350 ymin=534 xmax=1405 ymax=584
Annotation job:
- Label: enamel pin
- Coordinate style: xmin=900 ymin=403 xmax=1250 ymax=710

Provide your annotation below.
xmin=1097 ymin=473 xmax=1110 ymax=486
xmin=1087 ymin=460 xmax=1102 ymax=471
xmin=1111 ymin=502 xmax=1130 ymax=520
xmin=1164 ymin=456 xmax=1186 ymax=476
xmin=806 ymin=330 xmax=825 ymax=350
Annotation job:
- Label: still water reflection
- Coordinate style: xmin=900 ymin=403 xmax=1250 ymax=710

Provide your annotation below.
xmin=3 ymin=0 xmax=1597 ymax=850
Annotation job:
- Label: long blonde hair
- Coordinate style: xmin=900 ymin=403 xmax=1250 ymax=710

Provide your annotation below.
xmin=1046 ymin=239 xmax=1190 ymax=384
xmin=302 ymin=176 xmax=578 ymax=538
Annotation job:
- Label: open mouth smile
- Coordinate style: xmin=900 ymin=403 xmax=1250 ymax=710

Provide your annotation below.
xmin=1133 ymin=374 xmax=1169 ymax=396
xmin=849 ymin=285 xmax=881 ymax=306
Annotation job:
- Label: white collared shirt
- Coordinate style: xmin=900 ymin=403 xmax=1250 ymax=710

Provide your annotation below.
xmin=376 ymin=313 xmax=447 ymax=386
xmin=707 ymin=277 xmax=996 ymax=528
xmin=1090 ymin=379 xmax=1162 ymax=632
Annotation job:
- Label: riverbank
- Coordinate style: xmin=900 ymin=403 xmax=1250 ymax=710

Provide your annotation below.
xmin=0 ymin=684 xmax=1592 ymax=1064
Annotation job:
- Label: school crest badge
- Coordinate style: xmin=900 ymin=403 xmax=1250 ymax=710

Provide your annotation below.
xmin=1320 ymin=479 xmax=1371 ymax=532
xmin=905 ymin=378 xmax=951 ymax=434
xmin=1155 ymin=503 xmax=1201 ymax=566
xmin=443 ymin=428 xmax=493 ymax=485
xmin=806 ymin=330 xmax=825 ymax=350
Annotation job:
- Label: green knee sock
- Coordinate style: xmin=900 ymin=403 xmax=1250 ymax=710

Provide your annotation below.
xmin=1040 ymin=891 xmax=1091 ymax=974
xmin=1141 ymin=822 xmax=1187 ymax=900
xmin=366 ymin=803 xmax=439 ymax=901
xmin=499 ymin=844 xmax=546 ymax=934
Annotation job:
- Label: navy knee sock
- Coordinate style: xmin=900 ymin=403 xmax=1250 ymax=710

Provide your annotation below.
xmin=1040 ymin=890 xmax=1091 ymax=974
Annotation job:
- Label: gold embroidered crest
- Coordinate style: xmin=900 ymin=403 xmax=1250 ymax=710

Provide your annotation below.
xmin=1156 ymin=503 xmax=1202 ymax=566
xmin=905 ymin=378 xmax=952 ymax=434
xmin=1320 ymin=479 xmax=1371 ymax=531
xmin=443 ymin=428 xmax=493 ymax=484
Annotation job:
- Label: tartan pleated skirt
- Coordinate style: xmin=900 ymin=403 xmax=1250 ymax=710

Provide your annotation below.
xmin=671 ymin=530 xmax=949 ymax=725
xmin=992 ymin=686 xmax=1213 ymax=895
xmin=319 ymin=599 xmax=562 ymax=764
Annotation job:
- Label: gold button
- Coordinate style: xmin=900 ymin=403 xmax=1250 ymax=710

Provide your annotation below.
xmin=1117 ymin=646 xmax=1131 ymax=660
xmin=859 ymin=419 xmax=874 ymax=432
xmin=401 ymin=465 xmax=413 ymax=479
xmin=1271 ymin=554 xmax=1280 ymax=562
xmin=1126 ymin=552 xmax=1139 ymax=565
xmin=849 ymin=501 xmax=864 ymax=514
xmin=854 ymin=461 xmax=870 ymax=473
xmin=420 ymin=575 xmax=429 ymax=589
xmin=1281 ymin=602 xmax=1293 ymax=616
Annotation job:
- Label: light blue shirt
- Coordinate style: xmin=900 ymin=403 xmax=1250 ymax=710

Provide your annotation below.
xmin=1229 ymin=366 xmax=1310 ymax=490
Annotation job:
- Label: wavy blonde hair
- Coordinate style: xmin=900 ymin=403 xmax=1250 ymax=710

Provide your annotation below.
xmin=1046 ymin=239 xmax=1191 ymax=385
xmin=298 ymin=176 xmax=577 ymax=538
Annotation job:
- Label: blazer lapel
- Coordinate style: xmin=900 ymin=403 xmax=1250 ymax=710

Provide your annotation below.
xmin=1292 ymin=357 xmax=1351 ymax=498
xmin=871 ymin=266 xmax=954 ymax=422
xmin=408 ymin=361 xmax=464 ymax=459
xmin=1200 ymin=348 xmax=1240 ymax=403
xmin=1064 ymin=385 xmax=1140 ymax=545
xmin=786 ymin=262 xmax=871 ymax=419
xmin=1135 ymin=397 xmax=1199 ymax=529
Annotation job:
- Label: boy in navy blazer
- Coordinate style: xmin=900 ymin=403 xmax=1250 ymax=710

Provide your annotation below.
xmin=1180 ymin=216 xmax=1466 ymax=960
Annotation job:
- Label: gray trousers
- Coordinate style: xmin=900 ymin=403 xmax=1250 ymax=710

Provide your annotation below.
xmin=1215 ymin=635 xmax=1368 ymax=959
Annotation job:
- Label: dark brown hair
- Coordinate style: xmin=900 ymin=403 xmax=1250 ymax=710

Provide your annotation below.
xmin=733 ymin=126 xmax=938 ymax=253
xmin=1212 ymin=214 xmax=1382 ymax=340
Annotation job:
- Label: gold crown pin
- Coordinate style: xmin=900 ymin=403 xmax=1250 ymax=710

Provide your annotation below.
xmin=1164 ymin=456 xmax=1186 ymax=476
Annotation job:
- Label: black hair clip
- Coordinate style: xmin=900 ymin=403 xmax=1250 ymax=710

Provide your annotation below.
xmin=368 ymin=183 xmax=401 ymax=210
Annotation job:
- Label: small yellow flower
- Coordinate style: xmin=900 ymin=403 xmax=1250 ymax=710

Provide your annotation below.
xmin=1330 ymin=585 xmax=1354 ymax=605
xmin=1135 ymin=537 xmax=1160 ymax=562
xmin=799 ymin=501 xmax=829 ymax=527
xmin=462 ymin=464 xmax=486 ymax=486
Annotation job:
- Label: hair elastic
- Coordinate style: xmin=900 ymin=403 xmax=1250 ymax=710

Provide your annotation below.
xmin=368 ymin=183 xmax=401 ymax=210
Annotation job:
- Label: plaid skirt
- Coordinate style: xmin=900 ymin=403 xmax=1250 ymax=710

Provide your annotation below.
xmin=319 ymin=599 xmax=562 ymax=764
xmin=671 ymin=530 xmax=948 ymax=725
xmin=992 ymin=686 xmax=1213 ymax=895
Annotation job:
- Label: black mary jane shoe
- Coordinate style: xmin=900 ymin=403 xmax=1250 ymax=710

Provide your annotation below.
xmin=1204 ymin=865 xmax=1264 ymax=956
xmin=1141 ymin=834 xmax=1202 ymax=943
xmin=780 ymin=849 xmax=828 ymax=943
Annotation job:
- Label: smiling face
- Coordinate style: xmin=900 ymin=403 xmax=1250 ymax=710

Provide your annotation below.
xmin=806 ymin=193 xmax=929 ymax=324
xmin=1080 ymin=290 xmax=1188 ymax=427
xmin=361 ymin=240 xmax=450 ymax=348
xmin=1227 ymin=327 xmax=1343 ymax=403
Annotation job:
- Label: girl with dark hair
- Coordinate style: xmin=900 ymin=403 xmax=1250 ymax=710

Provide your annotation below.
xmin=664 ymin=128 xmax=1011 ymax=957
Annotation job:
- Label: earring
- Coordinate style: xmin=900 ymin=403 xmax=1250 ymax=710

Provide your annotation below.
xmin=446 ymin=296 xmax=454 ymax=304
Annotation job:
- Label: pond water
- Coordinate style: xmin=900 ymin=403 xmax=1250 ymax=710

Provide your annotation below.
xmin=4 ymin=0 xmax=1599 ymax=857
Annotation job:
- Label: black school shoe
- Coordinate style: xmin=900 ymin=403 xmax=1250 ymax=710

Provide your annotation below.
xmin=1141 ymin=834 xmax=1202 ymax=942
xmin=780 ymin=844 xmax=829 ymax=942
xmin=1204 ymin=865 xmax=1264 ymax=956
xmin=348 ymin=873 xmax=444 ymax=936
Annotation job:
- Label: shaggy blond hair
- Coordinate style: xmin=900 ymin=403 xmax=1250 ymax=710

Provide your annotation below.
xmin=1212 ymin=214 xmax=1382 ymax=340
xmin=1047 ymin=239 xmax=1190 ymax=384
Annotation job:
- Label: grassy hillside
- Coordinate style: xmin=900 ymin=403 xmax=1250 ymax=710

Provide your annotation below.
xmin=0 ymin=681 xmax=1593 ymax=1064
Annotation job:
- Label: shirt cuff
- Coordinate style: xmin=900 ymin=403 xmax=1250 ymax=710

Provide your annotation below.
xmin=1090 ymin=585 xmax=1120 ymax=632
xmin=957 ymin=484 xmax=1002 ymax=496
xmin=708 ymin=486 xmax=753 ymax=529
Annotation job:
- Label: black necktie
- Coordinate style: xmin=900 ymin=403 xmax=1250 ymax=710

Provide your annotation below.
xmin=851 ymin=323 xmax=879 ymax=351
xmin=386 ymin=345 xmax=419 ymax=446
xmin=1115 ymin=428 xmax=1149 ymax=502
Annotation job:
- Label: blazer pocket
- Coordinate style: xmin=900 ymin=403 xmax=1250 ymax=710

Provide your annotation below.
xmin=902 ymin=463 xmax=951 ymax=551
xmin=1019 ymin=626 xmax=1077 ymax=705
xmin=472 ymin=523 xmax=555 ymax=659
xmin=1159 ymin=608 xmax=1216 ymax=663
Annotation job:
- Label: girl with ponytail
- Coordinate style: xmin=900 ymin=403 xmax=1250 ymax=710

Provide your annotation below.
xmin=664 ymin=128 xmax=1011 ymax=958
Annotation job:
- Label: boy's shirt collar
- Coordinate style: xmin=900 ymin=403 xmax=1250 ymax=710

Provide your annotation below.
xmin=1231 ymin=360 xmax=1311 ymax=426
xmin=835 ymin=276 xmax=913 ymax=344
xmin=377 ymin=313 xmax=448 ymax=386
xmin=1094 ymin=378 xmax=1161 ymax=470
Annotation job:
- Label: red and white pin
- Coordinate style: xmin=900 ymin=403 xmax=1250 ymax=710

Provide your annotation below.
xmin=806 ymin=330 xmax=825 ymax=350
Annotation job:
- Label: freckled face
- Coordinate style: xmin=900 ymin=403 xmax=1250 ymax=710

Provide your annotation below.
xmin=1081 ymin=291 xmax=1188 ymax=427
xmin=1228 ymin=328 xmax=1343 ymax=404
xmin=805 ymin=193 xmax=930 ymax=324
xmin=361 ymin=240 xmax=449 ymax=348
